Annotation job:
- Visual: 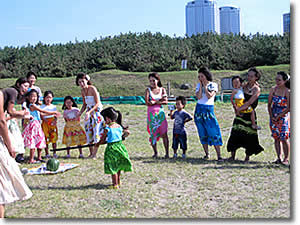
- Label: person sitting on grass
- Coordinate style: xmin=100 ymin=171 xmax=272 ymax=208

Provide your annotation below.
xmin=169 ymin=96 xmax=193 ymax=159
xmin=98 ymin=107 xmax=132 ymax=189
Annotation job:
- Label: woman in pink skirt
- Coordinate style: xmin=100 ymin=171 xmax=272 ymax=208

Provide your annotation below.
xmin=145 ymin=72 xmax=169 ymax=158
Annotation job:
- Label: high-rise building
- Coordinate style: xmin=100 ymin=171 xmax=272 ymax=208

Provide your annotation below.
xmin=219 ymin=6 xmax=240 ymax=34
xmin=185 ymin=0 xmax=219 ymax=36
xmin=283 ymin=13 xmax=290 ymax=33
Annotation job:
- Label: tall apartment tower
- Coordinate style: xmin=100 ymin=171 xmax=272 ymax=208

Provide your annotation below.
xmin=283 ymin=13 xmax=290 ymax=33
xmin=185 ymin=0 xmax=220 ymax=36
xmin=219 ymin=6 xmax=240 ymax=34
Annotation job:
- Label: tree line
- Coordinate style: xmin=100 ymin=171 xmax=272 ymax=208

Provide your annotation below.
xmin=0 ymin=32 xmax=290 ymax=78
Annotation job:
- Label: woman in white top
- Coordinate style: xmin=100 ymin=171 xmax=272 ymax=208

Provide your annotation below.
xmin=76 ymin=73 xmax=105 ymax=158
xmin=145 ymin=72 xmax=169 ymax=158
xmin=194 ymin=67 xmax=223 ymax=161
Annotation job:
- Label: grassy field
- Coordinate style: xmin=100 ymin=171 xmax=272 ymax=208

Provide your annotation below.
xmin=0 ymin=64 xmax=290 ymax=97
xmin=5 ymin=102 xmax=290 ymax=219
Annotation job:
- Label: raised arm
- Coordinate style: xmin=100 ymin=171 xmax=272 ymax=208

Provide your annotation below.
xmin=145 ymin=88 xmax=154 ymax=106
xmin=159 ymin=88 xmax=168 ymax=105
xmin=30 ymin=104 xmax=60 ymax=117
xmin=195 ymin=83 xmax=202 ymax=100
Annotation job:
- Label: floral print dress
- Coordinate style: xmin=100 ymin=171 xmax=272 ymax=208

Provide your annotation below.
xmin=84 ymin=93 xmax=105 ymax=144
xmin=146 ymin=87 xmax=168 ymax=145
xmin=270 ymin=94 xmax=290 ymax=140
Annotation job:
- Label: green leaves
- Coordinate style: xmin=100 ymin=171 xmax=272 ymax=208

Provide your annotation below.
xmin=0 ymin=32 xmax=290 ymax=78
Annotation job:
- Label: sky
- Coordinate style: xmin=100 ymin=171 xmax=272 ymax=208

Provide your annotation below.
xmin=0 ymin=0 xmax=292 ymax=48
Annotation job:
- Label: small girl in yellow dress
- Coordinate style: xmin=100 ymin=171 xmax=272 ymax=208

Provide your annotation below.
xmin=41 ymin=91 xmax=58 ymax=158
xmin=231 ymin=76 xmax=260 ymax=130
xmin=62 ymin=96 xmax=87 ymax=158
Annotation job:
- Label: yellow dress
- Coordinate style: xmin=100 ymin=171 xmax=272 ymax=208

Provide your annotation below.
xmin=41 ymin=117 xmax=58 ymax=144
xmin=234 ymin=88 xmax=253 ymax=114
xmin=62 ymin=108 xmax=87 ymax=147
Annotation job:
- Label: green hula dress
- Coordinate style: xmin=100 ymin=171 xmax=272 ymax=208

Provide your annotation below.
xmin=104 ymin=126 xmax=132 ymax=175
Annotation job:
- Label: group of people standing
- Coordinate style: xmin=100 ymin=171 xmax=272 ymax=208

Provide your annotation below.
xmin=0 ymin=72 xmax=133 ymax=217
xmin=0 ymin=66 xmax=290 ymax=217
xmin=145 ymin=67 xmax=290 ymax=165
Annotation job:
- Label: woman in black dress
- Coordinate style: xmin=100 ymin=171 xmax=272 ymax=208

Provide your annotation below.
xmin=227 ymin=67 xmax=264 ymax=162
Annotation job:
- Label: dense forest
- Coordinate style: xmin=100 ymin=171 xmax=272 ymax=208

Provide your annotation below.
xmin=0 ymin=32 xmax=290 ymax=78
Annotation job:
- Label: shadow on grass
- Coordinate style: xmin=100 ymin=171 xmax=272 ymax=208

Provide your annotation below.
xmin=131 ymin=156 xmax=290 ymax=171
xmin=29 ymin=183 xmax=109 ymax=190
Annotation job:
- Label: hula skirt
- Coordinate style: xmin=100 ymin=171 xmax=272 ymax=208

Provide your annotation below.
xmin=0 ymin=137 xmax=32 ymax=204
xmin=147 ymin=105 xmax=168 ymax=145
xmin=22 ymin=120 xmax=46 ymax=149
xmin=194 ymin=104 xmax=223 ymax=146
xmin=84 ymin=105 xmax=105 ymax=144
xmin=104 ymin=141 xmax=132 ymax=175
xmin=62 ymin=121 xmax=87 ymax=147
xmin=41 ymin=117 xmax=58 ymax=144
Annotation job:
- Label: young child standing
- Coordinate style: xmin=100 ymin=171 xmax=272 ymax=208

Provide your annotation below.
xmin=169 ymin=96 xmax=193 ymax=159
xmin=41 ymin=91 xmax=58 ymax=158
xmin=62 ymin=96 xmax=86 ymax=158
xmin=231 ymin=76 xmax=260 ymax=130
xmin=22 ymin=89 xmax=61 ymax=164
xmin=98 ymin=107 xmax=132 ymax=189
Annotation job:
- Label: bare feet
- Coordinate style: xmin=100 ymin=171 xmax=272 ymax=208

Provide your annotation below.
xmin=251 ymin=124 xmax=261 ymax=130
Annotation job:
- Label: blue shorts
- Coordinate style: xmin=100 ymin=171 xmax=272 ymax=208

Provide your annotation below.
xmin=172 ymin=133 xmax=187 ymax=150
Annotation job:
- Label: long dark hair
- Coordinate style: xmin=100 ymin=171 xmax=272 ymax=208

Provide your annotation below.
xmin=148 ymin=72 xmax=163 ymax=87
xmin=25 ymin=89 xmax=39 ymax=108
xmin=100 ymin=107 xmax=128 ymax=129
xmin=62 ymin=96 xmax=78 ymax=110
xmin=277 ymin=71 xmax=290 ymax=89
xmin=198 ymin=67 xmax=213 ymax=81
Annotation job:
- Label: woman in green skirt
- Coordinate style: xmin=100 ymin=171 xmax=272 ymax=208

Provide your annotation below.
xmin=98 ymin=107 xmax=132 ymax=189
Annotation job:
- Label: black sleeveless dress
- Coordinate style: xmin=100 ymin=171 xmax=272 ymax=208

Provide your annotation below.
xmin=227 ymin=93 xmax=264 ymax=156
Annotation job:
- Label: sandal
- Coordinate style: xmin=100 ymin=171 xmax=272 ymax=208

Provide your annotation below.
xmin=217 ymin=157 xmax=224 ymax=162
xmin=108 ymin=185 xmax=119 ymax=189
xmin=203 ymin=155 xmax=209 ymax=160
xmin=273 ymin=159 xmax=282 ymax=164
xmin=282 ymin=160 xmax=289 ymax=166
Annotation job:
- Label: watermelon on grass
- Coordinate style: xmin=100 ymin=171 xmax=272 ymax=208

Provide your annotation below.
xmin=46 ymin=158 xmax=60 ymax=171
